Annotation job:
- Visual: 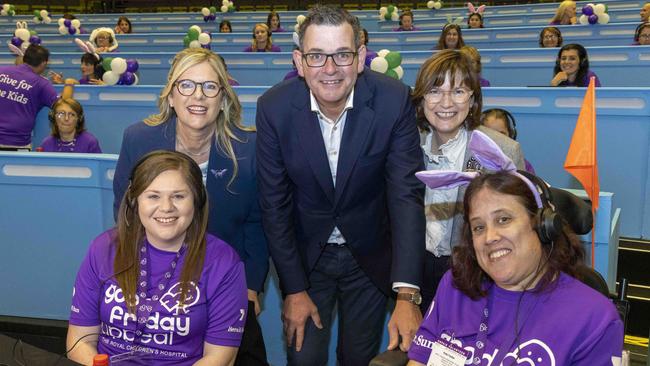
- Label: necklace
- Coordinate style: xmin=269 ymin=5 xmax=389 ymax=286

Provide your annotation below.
xmin=176 ymin=136 xmax=211 ymax=157
xmin=56 ymin=138 xmax=76 ymax=152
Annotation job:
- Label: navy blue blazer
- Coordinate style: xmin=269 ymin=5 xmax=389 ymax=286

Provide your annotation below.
xmin=112 ymin=118 xmax=269 ymax=292
xmin=256 ymin=70 xmax=425 ymax=296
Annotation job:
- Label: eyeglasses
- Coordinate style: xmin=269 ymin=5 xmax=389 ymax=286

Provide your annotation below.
xmin=174 ymin=79 xmax=222 ymax=98
xmin=424 ymin=87 xmax=473 ymax=104
xmin=639 ymin=34 xmax=650 ymax=39
xmin=543 ymin=35 xmax=558 ymax=40
xmin=55 ymin=111 xmax=78 ymax=119
xmin=302 ymin=51 xmax=357 ymax=67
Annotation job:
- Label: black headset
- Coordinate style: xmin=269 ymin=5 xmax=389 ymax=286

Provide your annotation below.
xmin=518 ymin=170 xmax=562 ymax=245
xmin=634 ymin=22 xmax=650 ymax=42
xmin=482 ymin=108 xmax=517 ymax=140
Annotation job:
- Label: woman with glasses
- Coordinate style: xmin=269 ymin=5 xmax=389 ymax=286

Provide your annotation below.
xmin=90 ymin=27 xmax=118 ymax=53
xmin=539 ymin=27 xmax=563 ymax=48
xmin=411 ymin=49 xmax=525 ymax=309
xmin=38 ymin=98 xmax=101 ymax=153
xmin=635 ymin=23 xmax=650 ymax=45
xmin=113 ymin=48 xmax=269 ymax=365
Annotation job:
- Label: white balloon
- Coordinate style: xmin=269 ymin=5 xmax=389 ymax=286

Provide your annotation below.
xmin=222 ymin=0 xmax=229 ymax=5
xmin=58 ymin=18 xmax=65 ymax=26
xmin=71 ymin=19 xmax=80 ymax=28
xmin=434 ymin=1 xmax=442 ymax=10
xmin=427 ymin=1 xmax=435 ymax=9
xmin=379 ymin=7 xmax=387 ymax=15
xmin=370 ymin=57 xmax=388 ymax=73
xmin=43 ymin=16 xmax=51 ymax=24
xmin=15 ymin=28 xmax=30 ymax=41
xmin=33 ymin=16 xmax=39 ymax=23
xmin=132 ymin=73 xmax=139 ymax=85
xmin=593 ymin=4 xmax=606 ymax=15
xmin=189 ymin=40 xmax=201 ymax=48
xmin=377 ymin=49 xmax=390 ymax=58
xmin=579 ymin=15 xmax=589 ymax=25
xmin=598 ymin=13 xmax=610 ymax=24
xmin=39 ymin=10 xmax=48 ymax=18
xmin=393 ymin=65 xmax=404 ymax=80
xmin=0 ymin=9 xmax=6 ymax=16
xmin=198 ymin=32 xmax=211 ymax=45
xmin=58 ymin=25 xmax=68 ymax=35
xmin=110 ymin=57 xmax=127 ymax=74
xmin=229 ymin=1 xmax=234 ymax=7
xmin=296 ymin=14 xmax=306 ymax=24
xmin=2 ymin=4 xmax=9 ymax=11
xmin=391 ymin=12 xmax=399 ymax=21
xmin=103 ymin=71 xmax=119 ymax=85
xmin=221 ymin=5 xmax=229 ymax=12
xmin=189 ymin=25 xmax=202 ymax=33
xmin=201 ymin=7 xmax=210 ymax=16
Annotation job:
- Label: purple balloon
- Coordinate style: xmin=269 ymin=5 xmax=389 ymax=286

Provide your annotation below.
xmin=63 ymin=19 xmax=71 ymax=27
xmin=588 ymin=14 xmax=599 ymax=24
xmin=126 ymin=59 xmax=139 ymax=73
xmin=29 ymin=36 xmax=39 ymax=44
xmin=582 ymin=5 xmax=594 ymax=16
xmin=210 ymin=14 xmax=217 ymax=21
xmin=11 ymin=36 xmax=22 ymax=47
xmin=121 ymin=71 xmax=136 ymax=85
xmin=204 ymin=15 xmax=209 ymax=22
xmin=68 ymin=26 xmax=76 ymax=35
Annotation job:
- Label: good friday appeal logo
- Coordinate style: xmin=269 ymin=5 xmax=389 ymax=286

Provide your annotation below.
xmin=101 ymin=281 xmax=201 ymax=347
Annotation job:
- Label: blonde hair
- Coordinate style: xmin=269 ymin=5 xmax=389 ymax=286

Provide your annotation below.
xmin=144 ymin=48 xmax=253 ymax=188
xmin=551 ymin=1 xmax=576 ymax=24
xmin=251 ymin=23 xmax=273 ymax=52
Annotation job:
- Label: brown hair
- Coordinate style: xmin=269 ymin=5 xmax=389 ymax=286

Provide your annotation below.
xmin=451 ymin=172 xmax=585 ymax=299
xmin=49 ymin=98 xmax=86 ymax=138
xmin=459 ymin=45 xmax=482 ymax=74
xmin=297 ymin=4 xmax=361 ymax=50
xmin=251 ymin=23 xmax=273 ymax=52
xmin=436 ymin=24 xmax=465 ymax=50
xmin=115 ymin=150 xmax=208 ymax=313
xmin=116 ymin=16 xmax=132 ymax=33
xmin=412 ymin=49 xmax=481 ymax=132
xmin=539 ymin=27 xmax=563 ymax=47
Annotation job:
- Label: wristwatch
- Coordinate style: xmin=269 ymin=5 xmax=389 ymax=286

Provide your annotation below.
xmin=396 ymin=291 xmax=422 ymax=305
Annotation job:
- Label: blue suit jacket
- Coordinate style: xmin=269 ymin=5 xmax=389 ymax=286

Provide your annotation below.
xmin=256 ymin=70 xmax=425 ymax=296
xmin=112 ymin=118 xmax=268 ymax=292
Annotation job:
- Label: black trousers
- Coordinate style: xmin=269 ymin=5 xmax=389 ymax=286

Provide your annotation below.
xmin=234 ymin=300 xmax=268 ymax=366
xmin=420 ymin=253 xmax=450 ymax=313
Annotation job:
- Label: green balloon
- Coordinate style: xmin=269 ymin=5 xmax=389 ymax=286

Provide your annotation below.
xmin=102 ymin=57 xmax=113 ymax=71
xmin=187 ymin=28 xmax=199 ymax=41
xmin=228 ymin=5 xmax=234 ymax=12
xmin=209 ymin=6 xmax=217 ymax=13
xmin=183 ymin=36 xmax=190 ymax=47
xmin=9 ymin=10 xmax=15 ymax=16
xmin=384 ymin=52 xmax=401 ymax=69
xmin=30 ymin=30 xmax=37 ymax=36
xmin=604 ymin=4 xmax=608 ymax=13
xmin=33 ymin=10 xmax=39 ymax=17
xmin=387 ymin=5 xmax=395 ymax=13
xmin=384 ymin=12 xmax=392 ymax=21
xmin=9 ymin=5 xmax=15 ymax=10
xmin=385 ymin=69 xmax=399 ymax=79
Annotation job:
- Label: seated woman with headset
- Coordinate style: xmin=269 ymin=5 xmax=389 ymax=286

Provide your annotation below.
xmin=394 ymin=10 xmax=419 ymax=31
xmin=550 ymin=44 xmax=601 ymax=87
xmin=408 ymin=135 xmax=624 ymax=365
xmin=481 ymin=108 xmax=535 ymax=174
xmin=243 ymin=23 xmax=281 ymax=52
xmin=39 ymin=98 xmax=101 ymax=153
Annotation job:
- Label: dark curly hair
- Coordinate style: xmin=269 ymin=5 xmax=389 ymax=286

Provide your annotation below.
xmin=451 ymin=172 xmax=585 ymax=300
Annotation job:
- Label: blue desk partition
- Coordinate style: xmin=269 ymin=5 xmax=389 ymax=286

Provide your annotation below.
xmin=0 ymin=22 xmax=641 ymax=54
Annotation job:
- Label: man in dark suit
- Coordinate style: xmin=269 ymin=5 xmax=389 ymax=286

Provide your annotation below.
xmin=256 ymin=5 xmax=425 ymax=365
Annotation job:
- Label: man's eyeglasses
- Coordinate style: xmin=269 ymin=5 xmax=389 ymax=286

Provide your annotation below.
xmin=174 ymin=79 xmax=222 ymax=98
xmin=302 ymin=51 xmax=357 ymax=67
xmin=423 ymin=87 xmax=473 ymax=104
xmin=55 ymin=111 xmax=78 ymax=119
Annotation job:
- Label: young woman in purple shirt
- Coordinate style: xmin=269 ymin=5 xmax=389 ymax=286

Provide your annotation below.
xmin=243 ymin=23 xmax=281 ymax=52
xmin=550 ymin=44 xmax=601 ymax=87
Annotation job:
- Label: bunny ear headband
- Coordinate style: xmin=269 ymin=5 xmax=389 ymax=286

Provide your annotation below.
xmin=16 ymin=21 xmax=28 ymax=30
xmin=415 ymin=130 xmax=543 ymax=208
xmin=8 ymin=43 xmax=22 ymax=57
xmin=467 ymin=2 xmax=486 ymax=15
xmin=445 ymin=14 xmax=464 ymax=27
xmin=74 ymin=38 xmax=100 ymax=60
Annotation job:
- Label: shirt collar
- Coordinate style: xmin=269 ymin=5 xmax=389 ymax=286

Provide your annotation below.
xmin=309 ymin=89 xmax=355 ymax=123
xmin=424 ymin=127 xmax=467 ymax=156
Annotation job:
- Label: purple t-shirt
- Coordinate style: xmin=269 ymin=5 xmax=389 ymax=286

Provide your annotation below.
xmin=393 ymin=26 xmax=420 ymax=31
xmin=409 ymin=271 xmax=623 ymax=365
xmin=479 ymin=77 xmax=491 ymax=87
xmin=0 ymin=64 xmax=58 ymax=146
xmin=39 ymin=131 xmax=102 ymax=153
xmin=558 ymin=70 xmax=602 ymax=87
xmin=69 ymin=230 xmax=248 ymax=365
xmin=242 ymin=44 xmax=281 ymax=52
xmin=365 ymin=49 xmax=378 ymax=67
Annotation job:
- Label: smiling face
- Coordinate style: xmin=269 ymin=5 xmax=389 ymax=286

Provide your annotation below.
xmin=469 ymin=187 xmax=543 ymax=291
xmin=559 ymin=49 xmax=580 ymax=76
xmin=80 ymin=62 xmax=95 ymax=77
xmin=542 ymin=29 xmax=560 ymax=47
xmin=445 ymin=28 xmax=459 ymax=49
xmin=468 ymin=14 xmax=482 ymax=28
xmin=422 ymin=72 xmax=472 ymax=144
xmin=118 ymin=19 xmax=130 ymax=33
xmin=641 ymin=3 xmax=650 ymax=22
xmin=294 ymin=23 xmax=365 ymax=120
xmin=167 ymin=61 xmax=223 ymax=136
xmin=254 ymin=25 xmax=269 ymax=44
xmin=138 ymin=169 xmax=194 ymax=251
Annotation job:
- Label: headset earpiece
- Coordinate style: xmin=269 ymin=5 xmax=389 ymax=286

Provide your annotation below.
xmin=518 ymin=171 xmax=562 ymax=245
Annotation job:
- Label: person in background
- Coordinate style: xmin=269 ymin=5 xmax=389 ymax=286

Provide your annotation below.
xmin=550 ymin=0 xmax=577 ymax=25
xmin=114 ymin=16 xmax=132 ymax=34
xmin=550 ymin=43 xmax=601 ymax=87
xmin=50 ymin=53 xmax=105 ymax=85
xmin=394 ymin=10 xmax=419 ymax=31
xmin=243 ymin=23 xmax=281 ymax=52
xmin=267 ymin=11 xmax=285 ymax=33
xmin=361 ymin=28 xmax=377 ymax=67
xmin=112 ymin=47 xmax=269 ymax=365
xmin=459 ymin=45 xmax=490 ymax=87
xmin=39 ymin=98 xmax=101 ymax=153
xmin=640 ymin=2 xmax=650 ymax=23
xmin=435 ymin=24 xmax=465 ymax=50
xmin=634 ymin=22 xmax=650 ymax=45
xmin=407 ymin=169 xmax=623 ymax=365
xmin=67 ymin=150 xmax=247 ymax=365
xmin=480 ymin=108 xmax=535 ymax=174
xmin=539 ymin=26 xmax=563 ymax=48
xmin=468 ymin=13 xmax=484 ymax=28
xmin=0 ymin=44 xmax=74 ymax=150
xmin=220 ymin=20 xmax=233 ymax=33
xmin=89 ymin=27 xmax=118 ymax=53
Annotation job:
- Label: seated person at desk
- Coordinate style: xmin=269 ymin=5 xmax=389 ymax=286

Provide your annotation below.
xmin=51 ymin=48 xmax=105 ymax=85
xmin=114 ymin=16 xmax=132 ymax=34
xmin=361 ymin=28 xmax=377 ymax=66
xmin=219 ymin=20 xmax=232 ymax=33
xmin=549 ymin=0 xmax=577 ymax=25
xmin=480 ymin=108 xmax=535 ymax=174
xmin=67 ymin=150 xmax=248 ymax=365
xmin=467 ymin=3 xmax=485 ymax=29
xmin=267 ymin=11 xmax=285 ymax=33
xmin=435 ymin=24 xmax=465 ymax=50
xmin=243 ymin=23 xmax=281 ymax=52
xmin=408 ymin=153 xmax=624 ymax=365
xmin=539 ymin=27 xmax=563 ymax=48
xmin=90 ymin=28 xmax=118 ymax=53
xmin=394 ymin=10 xmax=419 ymax=31
xmin=550 ymin=44 xmax=601 ymax=87
xmin=634 ymin=22 xmax=650 ymax=45
xmin=39 ymin=98 xmax=101 ymax=153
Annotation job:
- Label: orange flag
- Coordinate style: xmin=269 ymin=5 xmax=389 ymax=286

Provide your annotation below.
xmin=564 ymin=77 xmax=599 ymax=267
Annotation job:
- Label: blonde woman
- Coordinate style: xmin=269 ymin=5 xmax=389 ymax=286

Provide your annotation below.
xmin=550 ymin=0 xmax=577 ymax=25
xmin=243 ymin=23 xmax=281 ymax=52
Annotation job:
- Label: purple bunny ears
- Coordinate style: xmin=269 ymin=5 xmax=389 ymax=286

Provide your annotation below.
xmin=467 ymin=2 xmax=486 ymax=15
xmin=415 ymin=130 xmax=543 ymax=208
